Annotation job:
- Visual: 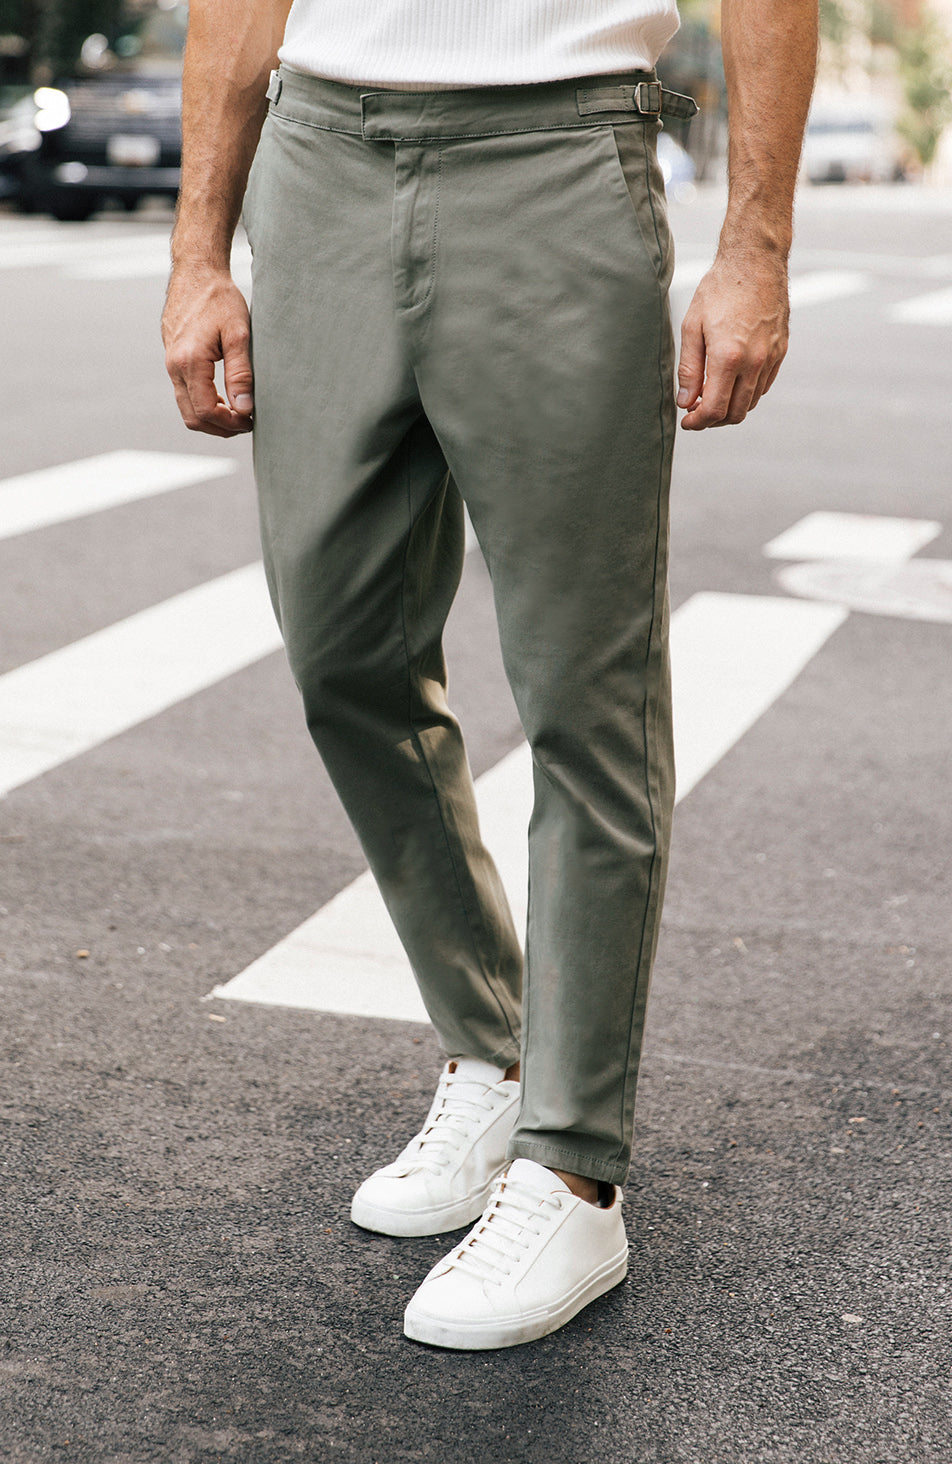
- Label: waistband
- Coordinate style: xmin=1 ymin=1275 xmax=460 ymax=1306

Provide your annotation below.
xmin=266 ymin=66 xmax=698 ymax=142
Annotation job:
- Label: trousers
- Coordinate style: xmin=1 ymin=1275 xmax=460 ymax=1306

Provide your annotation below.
xmin=244 ymin=65 xmax=677 ymax=1185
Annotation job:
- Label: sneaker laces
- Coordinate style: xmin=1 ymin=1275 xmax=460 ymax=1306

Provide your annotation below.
xmin=396 ymin=1070 xmax=503 ymax=1177
xmin=448 ymin=1173 xmax=564 ymax=1284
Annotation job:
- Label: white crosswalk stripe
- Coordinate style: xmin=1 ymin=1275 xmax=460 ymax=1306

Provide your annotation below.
xmin=0 ymin=450 xmax=235 ymax=542
xmin=675 ymin=264 xmax=873 ymax=310
xmin=0 ymin=223 xmax=252 ymax=287
xmin=767 ymin=512 xmax=952 ymax=625
xmin=764 ymin=511 xmax=941 ymax=564
xmin=787 ymin=270 xmax=870 ymax=307
xmin=0 ymin=563 xmax=282 ymax=798
xmin=888 ymin=285 xmax=952 ymax=325
xmin=0 ymin=228 xmax=170 ymax=274
xmin=672 ymin=259 xmax=946 ymax=322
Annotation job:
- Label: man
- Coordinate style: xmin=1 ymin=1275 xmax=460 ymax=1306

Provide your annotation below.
xmin=163 ymin=0 xmax=817 ymax=1349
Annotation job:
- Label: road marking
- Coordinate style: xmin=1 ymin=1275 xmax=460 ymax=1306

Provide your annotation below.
xmin=777 ymin=558 xmax=952 ymax=624
xmin=0 ymin=450 xmax=236 ymax=542
xmin=787 ymin=271 xmax=871 ymax=308
xmin=66 ymin=241 xmax=174 ymax=281
xmin=668 ymin=592 xmax=848 ymax=797
xmin=888 ymin=286 xmax=952 ymax=325
xmin=0 ymin=563 xmax=282 ymax=798
xmin=764 ymin=511 xmax=941 ymax=564
xmin=0 ymin=226 xmax=252 ymax=287
xmin=672 ymin=265 xmax=872 ymax=312
xmin=67 ymin=236 xmax=253 ymax=287
xmin=672 ymin=258 xmax=709 ymax=293
xmin=210 ymin=591 xmax=847 ymax=1020
xmin=791 ymin=248 xmax=952 ymax=279
xmin=767 ymin=511 xmax=952 ymax=623
xmin=0 ymin=229 xmax=170 ymax=273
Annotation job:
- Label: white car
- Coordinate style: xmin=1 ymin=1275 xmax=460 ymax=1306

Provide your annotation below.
xmin=802 ymin=106 xmax=906 ymax=184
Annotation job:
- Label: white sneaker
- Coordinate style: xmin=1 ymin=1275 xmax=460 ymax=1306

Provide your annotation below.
xmin=403 ymin=1158 xmax=628 ymax=1349
xmin=350 ymin=1058 xmax=520 ymax=1237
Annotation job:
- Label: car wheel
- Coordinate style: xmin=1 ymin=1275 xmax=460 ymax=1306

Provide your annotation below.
xmin=49 ymin=194 xmax=99 ymax=222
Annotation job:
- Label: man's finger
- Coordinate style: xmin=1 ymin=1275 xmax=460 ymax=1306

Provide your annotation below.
xmin=711 ymin=370 xmax=761 ymax=427
xmin=760 ymin=356 xmax=784 ymax=398
xmin=742 ymin=351 xmax=784 ymax=417
xmin=679 ymin=348 xmax=743 ymax=430
xmin=222 ymin=323 xmax=254 ymax=416
xmin=168 ymin=348 xmax=253 ymax=435
xmin=676 ymin=310 xmax=706 ymax=411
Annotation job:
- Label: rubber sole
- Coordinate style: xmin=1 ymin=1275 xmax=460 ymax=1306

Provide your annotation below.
xmin=403 ymin=1249 xmax=629 ymax=1349
xmin=350 ymin=1174 xmax=500 ymax=1238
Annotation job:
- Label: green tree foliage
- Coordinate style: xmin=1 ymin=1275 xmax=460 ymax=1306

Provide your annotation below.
xmin=897 ymin=8 xmax=952 ymax=167
xmin=819 ymin=0 xmax=851 ymax=47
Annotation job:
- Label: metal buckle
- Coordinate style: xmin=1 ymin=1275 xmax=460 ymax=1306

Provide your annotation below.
xmin=634 ymin=81 xmax=662 ymax=117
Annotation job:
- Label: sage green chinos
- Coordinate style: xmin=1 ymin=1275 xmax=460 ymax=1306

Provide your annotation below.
xmin=244 ymin=66 xmax=680 ymax=1186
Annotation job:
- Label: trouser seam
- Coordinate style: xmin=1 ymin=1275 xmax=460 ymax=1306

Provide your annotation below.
xmin=397 ymin=435 xmax=519 ymax=1050
xmin=611 ymin=132 xmax=670 ymax=1170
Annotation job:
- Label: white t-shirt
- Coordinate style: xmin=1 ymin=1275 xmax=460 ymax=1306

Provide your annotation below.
xmin=279 ymin=0 xmax=680 ymax=88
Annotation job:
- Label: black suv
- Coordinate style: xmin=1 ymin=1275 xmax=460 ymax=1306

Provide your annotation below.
xmin=19 ymin=3 xmax=186 ymax=221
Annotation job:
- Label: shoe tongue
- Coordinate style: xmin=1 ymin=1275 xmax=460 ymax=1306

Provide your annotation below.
xmin=505 ymin=1158 xmax=572 ymax=1195
xmin=446 ymin=1057 xmax=507 ymax=1086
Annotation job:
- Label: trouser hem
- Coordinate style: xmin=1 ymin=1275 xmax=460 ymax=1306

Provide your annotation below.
xmin=506 ymin=1138 xmax=629 ymax=1188
xmin=446 ymin=1040 xmax=521 ymax=1070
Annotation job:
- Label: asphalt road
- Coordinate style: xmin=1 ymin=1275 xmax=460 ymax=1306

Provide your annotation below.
xmin=1 ymin=182 xmax=950 ymax=1464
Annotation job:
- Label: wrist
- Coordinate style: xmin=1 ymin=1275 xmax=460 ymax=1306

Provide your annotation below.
xmin=170 ymin=192 xmax=243 ymax=273
xmin=169 ymin=252 xmax=234 ymax=276
xmin=169 ymin=226 xmax=236 ymax=276
xmin=717 ymin=214 xmax=793 ymax=269
xmin=719 ymin=174 xmax=796 ymax=262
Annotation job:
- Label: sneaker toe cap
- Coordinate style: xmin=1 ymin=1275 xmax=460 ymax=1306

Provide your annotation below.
xmin=406 ymin=1267 xmax=500 ymax=1325
xmin=353 ymin=1166 xmax=438 ymax=1210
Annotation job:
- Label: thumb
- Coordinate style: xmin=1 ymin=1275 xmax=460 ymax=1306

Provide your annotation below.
xmin=677 ymin=310 xmax=705 ymax=410
xmin=223 ymin=325 xmax=254 ymax=415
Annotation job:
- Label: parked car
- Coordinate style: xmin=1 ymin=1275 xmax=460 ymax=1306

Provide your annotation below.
xmin=16 ymin=3 xmax=187 ymax=221
xmin=802 ymin=102 xmax=906 ymax=184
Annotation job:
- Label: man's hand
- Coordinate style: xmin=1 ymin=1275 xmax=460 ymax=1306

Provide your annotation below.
xmin=162 ymin=266 xmax=254 ymax=437
xmin=677 ymin=254 xmax=789 ymax=431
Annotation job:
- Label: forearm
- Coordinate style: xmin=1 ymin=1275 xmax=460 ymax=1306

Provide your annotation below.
xmin=163 ymin=1 xmax=290 ymax=434
xmin=718 ymin=0 xmax=818 ymax=262
xmin=676 ymin=0 xmax=817 ymax=428
xmin=171 ymin=0 xmax=291 ymax=271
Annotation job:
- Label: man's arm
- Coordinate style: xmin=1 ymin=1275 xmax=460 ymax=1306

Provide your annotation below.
xmin=677 ymin=0 xmax=818 ymax=431
xmin=162 ymin=0 xmax=292 ymax=437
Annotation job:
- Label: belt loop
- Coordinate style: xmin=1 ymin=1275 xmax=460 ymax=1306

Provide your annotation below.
xmin=266 ymin=69 xmax=282 ymax=105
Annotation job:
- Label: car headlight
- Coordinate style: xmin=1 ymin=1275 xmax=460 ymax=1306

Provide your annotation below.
xmin=34 ymin=87 xmax=71 ymax=132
